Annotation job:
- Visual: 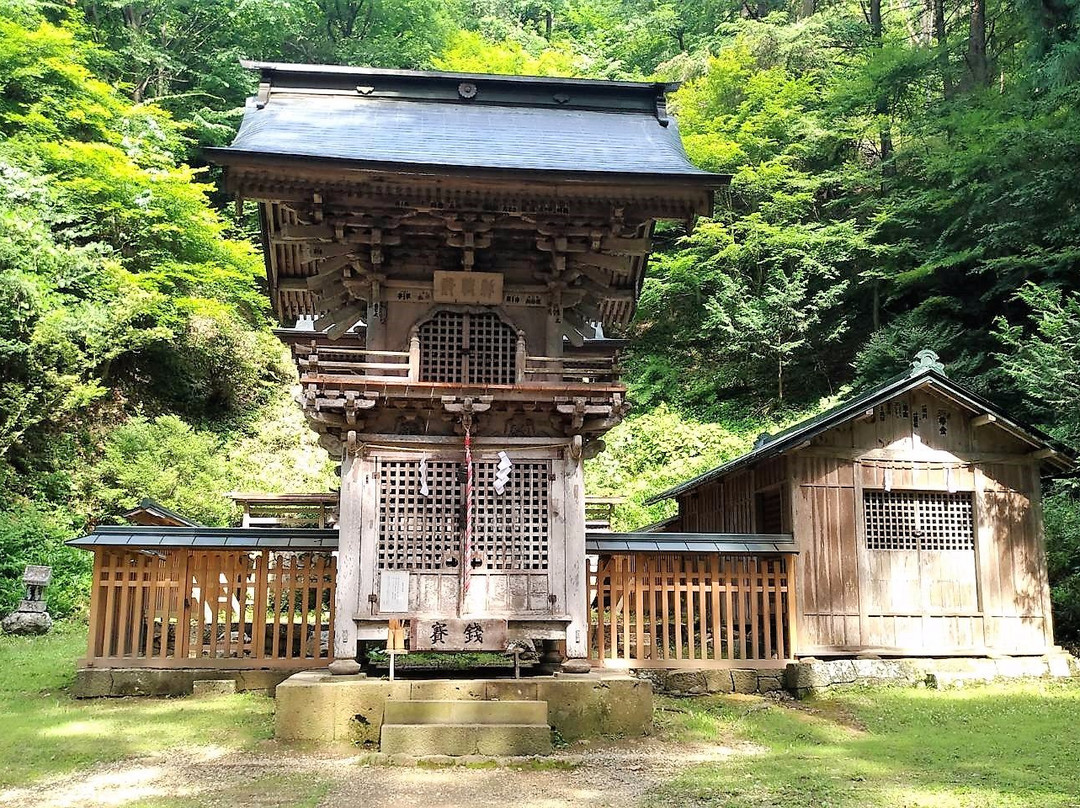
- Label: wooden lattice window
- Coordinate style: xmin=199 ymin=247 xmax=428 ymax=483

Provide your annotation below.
xmin=377 ymin=458 xmax=549 ymax=571
xmin=418 ymin=311 xmax=517 ymax=385
xmin=418 ymin=312 xmax=465 ymax=384
xmin=473 ymin=461 xmax=550 ymax=570
xmin=378 ymin=460 xmax=462 ymax=569
xmin=864 ymin=490 xmax=974 ymax=551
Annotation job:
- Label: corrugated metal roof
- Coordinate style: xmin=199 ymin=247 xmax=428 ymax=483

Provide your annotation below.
xmin=67 ymin=526 xmax=339 ymax=550
xmin=647 ymin=353 xmax=1076 ymax=504
xmin=70 ymin=526 xmax=794 ymax=555
xmin=219 ymin=93 xmax=712 ymax=177
xmin=585 ymin=532 xmax=796 ymax=554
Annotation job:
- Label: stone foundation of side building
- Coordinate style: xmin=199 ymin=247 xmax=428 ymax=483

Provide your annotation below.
xmin=647 ymin=651 xmax=1080 ymax=698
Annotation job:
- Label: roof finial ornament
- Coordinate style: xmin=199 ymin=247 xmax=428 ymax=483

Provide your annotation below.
xmin=754 ymin=432 xmax=772 ymax=449
xmin=911 ymin=350 xmax=945 ymax=374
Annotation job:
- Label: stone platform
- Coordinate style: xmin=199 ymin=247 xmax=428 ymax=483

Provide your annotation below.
xmin=274 ymin=671 xmax=653 ymax=747
xmin=73 ymin=667 xmax=299 ymax=698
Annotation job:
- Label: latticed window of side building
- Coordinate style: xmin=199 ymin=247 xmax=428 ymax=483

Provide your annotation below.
xmin=417 ymin=311 xmax=518 ymax=385
xmin=377 ymin=458 xmax=550 ymax=570
xmin=864 ymin=490 xmax=975 ymax=551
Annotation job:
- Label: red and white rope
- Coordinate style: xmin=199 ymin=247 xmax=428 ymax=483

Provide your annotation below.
xmin=461 ymin=425 xmax=474 ymax=612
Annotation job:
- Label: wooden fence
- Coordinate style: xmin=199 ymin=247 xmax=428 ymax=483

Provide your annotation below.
xmin=588 ymin=553 xmax=797 ymax=669
xmin=85 ymin=548 xmax=336 ymax=669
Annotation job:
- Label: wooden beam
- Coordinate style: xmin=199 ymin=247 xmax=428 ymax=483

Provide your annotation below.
xmin=573 ymin=252 xmax=630 ymax=273
xmin=1028 ymin=448 xmax=1056 ymax=461
xmin=971 ymin=414 xmax=997 ymax=427
xmin=314 ymin=303 xmax=365 ymax=332
xmin=326 ymin=308 xmax=368 ymax=340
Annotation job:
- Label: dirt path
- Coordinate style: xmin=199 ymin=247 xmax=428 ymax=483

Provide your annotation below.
xmin=0 ymin=738 xmax=750 ymax=808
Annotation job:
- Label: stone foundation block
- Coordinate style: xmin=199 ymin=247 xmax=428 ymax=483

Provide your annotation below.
xmin=273 ymin=672 xmax=651 ymax=745
xmin=73 ymin=667 xmax=299 ymax=698
xmin=703 ymin=670 xmax=734 ymax=693
xmin=380 ymin=724 xmax=552 ymax=757
xmin=664 ymin=669 xmax=708 ymax=695
xmin=192 ymin=679 xmax=237 ymax=697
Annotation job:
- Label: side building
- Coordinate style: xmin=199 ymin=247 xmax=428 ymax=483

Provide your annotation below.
xmin=642 ymin=351 xmax=1072 ymax=657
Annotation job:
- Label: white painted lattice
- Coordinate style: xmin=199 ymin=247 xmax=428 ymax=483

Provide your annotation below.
xmin=377 ymin=458 xmax=550 ymax=571
xmin=864 ymin=490 xmax=974 ymax=551
xmin=417 ymin=311 xmax=517 ymax=385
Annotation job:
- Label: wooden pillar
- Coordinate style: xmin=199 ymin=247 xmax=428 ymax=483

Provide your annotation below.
xmin=1029 ymin=462 xmax=1056 ymax=651
xmin=561 ymin=453 xmax=588 ymax=659
xmin=332 ymin=450 xmax=363 ymax=668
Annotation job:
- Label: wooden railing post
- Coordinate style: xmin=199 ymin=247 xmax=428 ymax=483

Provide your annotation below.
xmin=515 ymin=331 xmax=527 ymax=383
xmin=408 ymin=333 xmax=420 ymax=381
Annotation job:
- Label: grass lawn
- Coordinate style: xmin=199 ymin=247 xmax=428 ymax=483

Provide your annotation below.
xmin=0 ymin=620 xmax=328 ymax=806
xmin=650 ymin=683 xmax=1080 ymax=808
xmin=4 ymin=621 xmax=1080 ymax=808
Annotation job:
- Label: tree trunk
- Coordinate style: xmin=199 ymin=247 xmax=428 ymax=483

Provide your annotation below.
xmin=869 ymin=0 xmax=895 ymax=171
xmin=934 ymin=0 xmax=953 ymax=98
xmin=966 ymin=0 xmax=990 ymax=88
xmin=799 ymin=0 xmax=815 ymax=18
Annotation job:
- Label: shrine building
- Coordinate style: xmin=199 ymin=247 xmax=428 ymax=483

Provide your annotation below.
xmin=72 ymin=63 xmax=722 ymax=681
xmin=68 ymin=64 xmax=1074 ymax=721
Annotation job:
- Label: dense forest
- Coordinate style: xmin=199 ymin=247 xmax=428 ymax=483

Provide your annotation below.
xmin=1 ymin=0 xmax=1079 ymax=639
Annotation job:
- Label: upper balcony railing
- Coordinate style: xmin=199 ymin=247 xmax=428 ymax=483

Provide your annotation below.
xmin=288 ymin=334 xmax=621 ymax=387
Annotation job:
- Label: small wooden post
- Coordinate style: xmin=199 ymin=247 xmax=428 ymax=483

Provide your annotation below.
xmin=408 ymin=334 xmax=420 ymax=381
xmin=515 ymin=331 xmax=527 ymax=383
xmin=386 ymin=618 xmax=407 ymax=681
xmin=785 ymin=554 xmax=799 ymax=657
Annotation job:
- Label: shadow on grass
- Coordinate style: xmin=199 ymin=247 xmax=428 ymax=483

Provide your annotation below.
xmin=649 ymin=682 xmax=1080 ymax=808
xmin=0 ymin=621 xmax=275 ymax=790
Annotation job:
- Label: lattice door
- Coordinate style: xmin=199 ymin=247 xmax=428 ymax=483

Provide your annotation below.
xmin=467 ymin=313 xmax=517 ymax=385
xmin=378 ymin=460 xmax=462 ymax=570
xmin=863 ymin=490 xmax=978 ymax=614
xmin=376 ymin=457 xmax=552 ymax=615
xmin=472 ymin=461 xmax=551 ymax=570
xmin=417 ymin=311 xmax=517 ymax=385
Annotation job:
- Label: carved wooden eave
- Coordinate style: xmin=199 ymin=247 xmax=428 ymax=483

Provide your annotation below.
xmin=298 ymin=373 xmax=631 ymax=456
xmin=210 ymin=158 xmax=715 ymax=331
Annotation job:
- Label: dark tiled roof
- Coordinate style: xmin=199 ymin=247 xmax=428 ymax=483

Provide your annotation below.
xmin=647 ymin=352 xmax=1075 ymax=504
xmin=210 ymin=62 xmax=717 ymax=179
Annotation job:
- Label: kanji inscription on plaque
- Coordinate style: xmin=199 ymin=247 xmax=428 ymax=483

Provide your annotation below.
xmin=432 ymin=271 xmax=503 ymax=305
xmin=410 ymin=618 xmax=508 ymax=651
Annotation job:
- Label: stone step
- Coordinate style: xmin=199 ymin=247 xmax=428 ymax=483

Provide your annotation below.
xmin=383 ymin=699 xmax=548 ymax=726
xmin=380 ymin=723 xmax=553 ymax=756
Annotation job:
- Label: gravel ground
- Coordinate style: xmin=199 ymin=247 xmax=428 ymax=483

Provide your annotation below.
xmin=0 ymin=737 xmax=750 ymax=808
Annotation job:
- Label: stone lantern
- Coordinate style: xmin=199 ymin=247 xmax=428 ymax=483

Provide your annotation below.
xmin=2 ymin=565 xmax=53 ymax=635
